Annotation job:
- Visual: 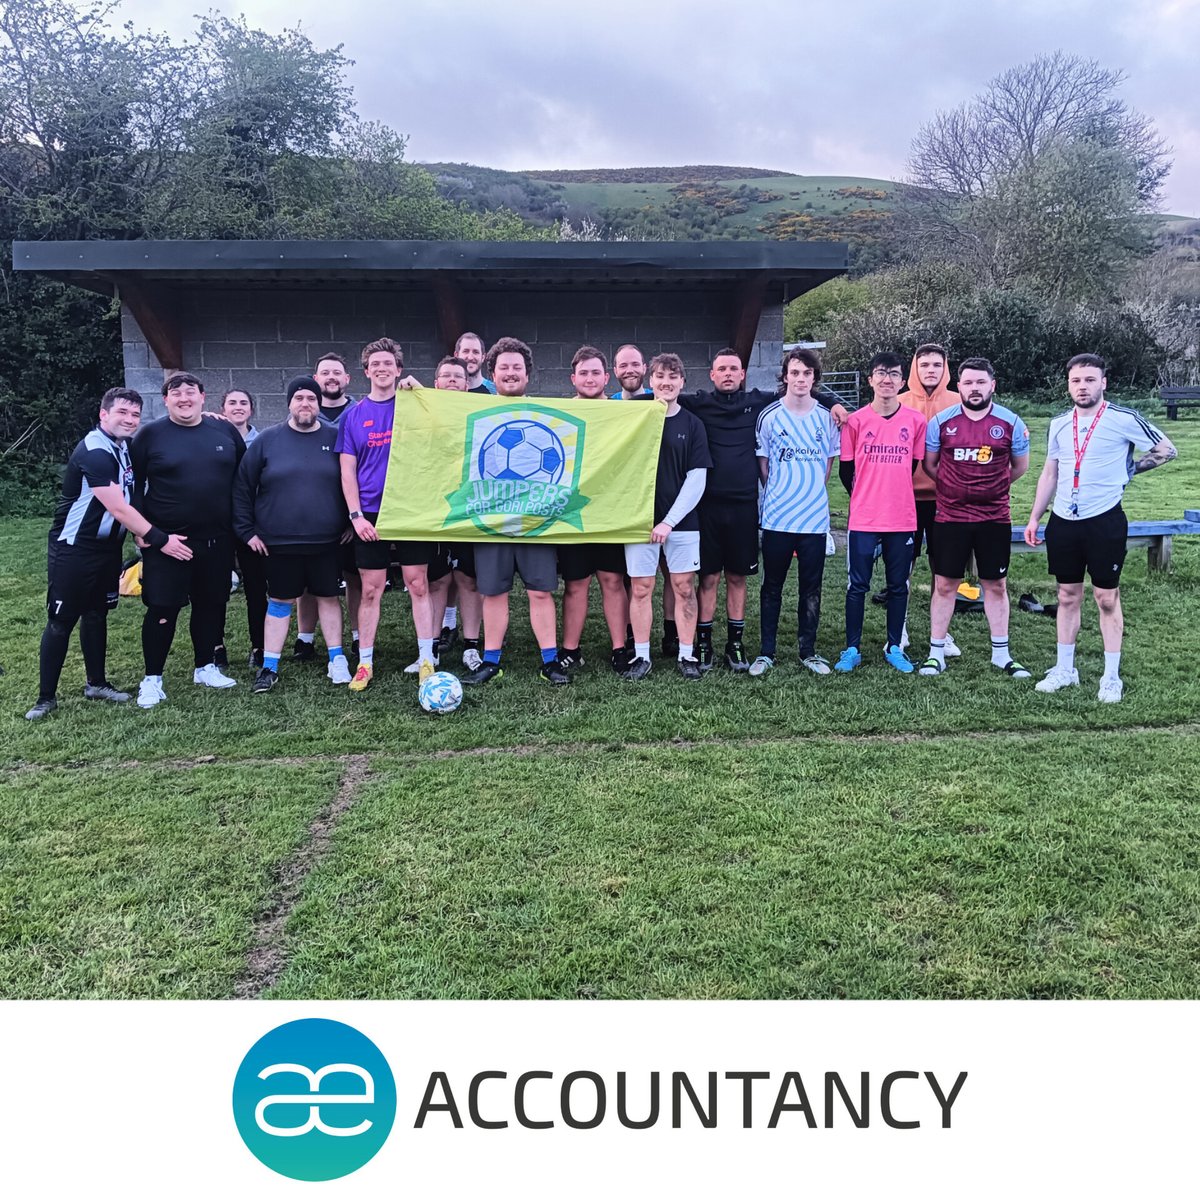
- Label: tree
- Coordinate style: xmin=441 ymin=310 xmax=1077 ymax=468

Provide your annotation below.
xmin=899 ymin=52 xmax=1171 ymax=301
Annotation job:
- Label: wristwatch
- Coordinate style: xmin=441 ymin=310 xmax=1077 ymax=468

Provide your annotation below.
xmin=349 ymin=511 xmax=363 ymax=520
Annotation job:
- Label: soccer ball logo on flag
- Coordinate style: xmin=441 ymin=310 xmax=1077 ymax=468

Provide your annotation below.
xmin=479 ymin=419 xmax=566 ymax=485
xmin=418 ymin=670 xmax=463 ymax=714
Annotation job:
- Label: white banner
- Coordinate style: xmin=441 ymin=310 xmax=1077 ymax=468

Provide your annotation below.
xmin=1 ymin=1001 xmax=1192 ymax=1197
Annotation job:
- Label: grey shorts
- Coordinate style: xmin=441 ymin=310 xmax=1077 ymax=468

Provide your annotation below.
xmin=625 ymin=530 xmax=701 ymax=577
xmin=474 ymin=542 xmax=560 ymax=596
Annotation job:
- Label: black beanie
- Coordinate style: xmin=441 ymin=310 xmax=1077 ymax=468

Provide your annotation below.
xmin=286 ymin=375 xmax=321 ymax=403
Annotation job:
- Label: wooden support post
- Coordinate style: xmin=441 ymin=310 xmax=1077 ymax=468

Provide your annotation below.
xmin=432 ymin=275 xmax=467 ymax=354
xmin=113 ymin=279 xmax=183 ymax=371
xmin=729 ymin=272 xmax=769 ymax=369
xmin=1147 ymin=536 xmax=1172 ymax=572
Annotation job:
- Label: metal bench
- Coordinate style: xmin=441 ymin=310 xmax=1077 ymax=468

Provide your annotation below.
xmin=1012 ymin=511 xmax=1200 ymax=572
xmin=1160 ymin=386 xmax=1200 ymax=420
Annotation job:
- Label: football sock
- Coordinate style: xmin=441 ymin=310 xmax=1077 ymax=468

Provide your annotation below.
xmin=990 ymin=637 xmax=1011 ymax=668
xmin=359 ymin=646 xmax=374 ymax=666
xmin=327 ymin=646 xmax=343 ymax=662
xmin=443 ymin=607 xmax=457 ymax=629
xmin=679 ymin=642 xmax=694 ymax=660
xmin=1056 ymin=643 xmax=1075 ymax=671
xmin=418 ymin=637 xmax=436 ymax=662
xmin=540 ymin=646 xmax=559 ymax=665
xmin=351 ymin=628 xmax=360 ymax=643
xmin=297 ymin=632 xmax=315 ymax=644
xmin=929 ymin=638 xmax=946 ymax=667
xmin=727 ymin=619 xmax=745 ymax=644
xmin=483 ymin=648 xmax=502 ymax=665
xmin=663 ymin=619 xmax=678 ymax=641
xmin=264 ymin=653 xmax=280 ymax=672
xmin=697 ymin=621 xmax=713 ymax=644
xmin=634 ymin=641 xmax=651 ymax=661
xmin=463 ymin=637 xmax=480 ymax=651
xmin=563 ymin=645 xmax=580 ymax=656
xmin=1103 ymin=650 xmax=1121 ymax=679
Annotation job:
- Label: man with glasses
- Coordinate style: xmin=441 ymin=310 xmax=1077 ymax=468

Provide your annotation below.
xmin=835 ymin=352 xmax=926 ymax=674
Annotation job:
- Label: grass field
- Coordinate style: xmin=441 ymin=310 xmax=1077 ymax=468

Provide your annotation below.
xmin=2 ymin=418 xmax=1198 ymax=999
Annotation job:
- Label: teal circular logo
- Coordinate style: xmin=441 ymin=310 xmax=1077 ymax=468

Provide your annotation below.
xmin=232 ymin=1018 xmax=396 ymax=1181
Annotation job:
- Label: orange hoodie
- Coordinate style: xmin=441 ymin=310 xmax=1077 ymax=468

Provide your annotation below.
xmin=901 ymin=355 xmax=959 ymax=499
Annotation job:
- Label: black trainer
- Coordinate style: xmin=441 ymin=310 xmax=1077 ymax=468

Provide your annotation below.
xmin=724 ymin=641 xmax=750 ymax=672
xmin=660 ymin=633 xmax=680 ymax=659
xmin=213 ymin=644 xmax=229 ymax=670
xmin=83 ymin=681 xmax=131 ymax=703
xmin=558 ymin=649 xmax=585 ymax=672
xmin=25 ymin=698 xmax=58 ymax=721
xmin=611 ymin=646 xmax=633 ymax=673
xmin=438 ymin=625 xmax=460 ymax=654
xmin=621 ymin=656 xmax=652 ymax=681
xmin=247 ymin=647 xmax=263 ymax=669
xmin=871 ymin=589 xmax=888 ymax=606
xmin=291 ymin=639 xmax=316 ymax=662
xmin=252 ymin=667 xmax=279 ymax=693
xmin=351 ymin=636 xmax=360 ymax=661
xmin=678 ymin=656 xmax=703 ymax=681
xmin=539 ymin=660 xmax=572 ymax=685
xmin=463 ymin=661 xmax=503 ymax=686
xmin=697 ymin=642 xmax=714 ymax=672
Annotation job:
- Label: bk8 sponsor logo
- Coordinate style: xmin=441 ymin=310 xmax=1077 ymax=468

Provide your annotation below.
xmin=232 ymin=1018 xmax=397 ymax=1181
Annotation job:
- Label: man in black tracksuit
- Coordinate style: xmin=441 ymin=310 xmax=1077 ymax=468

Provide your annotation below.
xmin=679 ymin=347 xmax=845 ymax=671
xmin=130 ymin=371 xmax=245 ymax=707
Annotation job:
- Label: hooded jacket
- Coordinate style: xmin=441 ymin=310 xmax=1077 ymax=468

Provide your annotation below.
xmin=900 ymin=355 xmax=958 ymax=499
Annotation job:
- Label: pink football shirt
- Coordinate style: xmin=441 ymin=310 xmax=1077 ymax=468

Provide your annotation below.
xmin=840 ymin=403 xmax=927 ymax=533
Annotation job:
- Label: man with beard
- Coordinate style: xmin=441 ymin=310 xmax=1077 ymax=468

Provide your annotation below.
xmin=1024 ymin=353 xmax=1177 ymax=702
xmin=463 ymin=337 xmax=569 ymax=686
xmin=920 ymin=358 xmax=1031 ymax=679
xmin=558 ymin=345 xmax=632 ymax=674
xmin=680 ymin=348 xmax=847 ymax=671
xmin=610 ymin=343 xmax=652 ymax=398
xmin=130 ymin=372 xmax=244 ymax=707
xmin=26 ymin=388 xmax=191 ymax=720
xmin=295 ymin=352 xmax=360 ymax=662
xmin=455 ymin=331 xmax=497 ymax=394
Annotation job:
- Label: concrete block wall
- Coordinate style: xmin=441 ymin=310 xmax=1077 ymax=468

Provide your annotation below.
xmin=122 ymin=287 xmax=788 ymax=423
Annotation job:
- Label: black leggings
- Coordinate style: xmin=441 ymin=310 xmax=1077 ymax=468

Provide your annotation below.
xmin=759 ymin=530 xmax=827 ymax=659
xmin=232 ymin=542 xmax=268 ymax=653
xmin=38 ymin=610 xmax=107 ymax=701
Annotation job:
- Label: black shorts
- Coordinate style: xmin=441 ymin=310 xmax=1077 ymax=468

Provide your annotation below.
xmin=46 ymin=540 xmax=121 ymax=625
xmin=557 ymin=543 xmax=628 ymax=582
xmin=1045 ymin=505 xmax=1127 ymax=589
xmin=450 ymin=543 xmax=476 ymax=579
xmin=141 ymin=534 xmax=234 ymax=610
xmin=338 ymin=537 xmax=359 ymax=578
xmin=427 ymin=544 xmax=452 ymax=583
xmin=913 ymin=498 xmax=938 ymax=569
xmin=699 ymin=497 xmax=760 ymax=577
xmin=265 ymin=545 xmax=342 ymax=600
xmin=933 ymin=520 xmax=1013 ymax=581
xmin=354 ymin=514 xmax=441 ymax=573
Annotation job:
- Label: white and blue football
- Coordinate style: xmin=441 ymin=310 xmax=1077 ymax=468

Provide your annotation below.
xmin=418 ymin=670 xmax=463 ymax=714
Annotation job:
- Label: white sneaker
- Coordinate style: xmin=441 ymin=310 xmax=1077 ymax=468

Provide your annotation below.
xmin=462 ymin=648 xmax=483 ymax=672
xmin=943 ymin=633 xmax=961 ymax=658
xmin=1097 ymin=676 xmax=1124 ymax=703
xmin=825 ymin=532 xmax=836 ymax=557
xmin=900 ymin=623 xmax=909 ymax=651
xmin=404 ymin=653 xmax=439 ymax=674
xmin=193 ymin=663 xmax=237 ymax=689
xmin=1035 ymin=665 xmax=1080 ymax=694
xmin=137 ymin=677 xmax=166 ymax=708
xmin=801 ymin=654 xmax=832 ymax=675
xmin=327 ymin=655 xmax=352 ymax=685
xmin=748 ymin=655 xmax=773 ymax=677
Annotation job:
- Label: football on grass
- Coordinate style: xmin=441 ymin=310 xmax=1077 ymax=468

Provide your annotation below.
xmin=418 ymin=670 xmax=463 ymax=714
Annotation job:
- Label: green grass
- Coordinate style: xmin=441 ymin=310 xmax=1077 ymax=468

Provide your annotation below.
xmin=0 ymin=763 xmax=340 ymax=998
xmin=1 ymin=415 xmax=1197 ymax=998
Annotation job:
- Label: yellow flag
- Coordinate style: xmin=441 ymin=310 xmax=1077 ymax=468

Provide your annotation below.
xmin=376 ymin=389 xmax=665 ymax=543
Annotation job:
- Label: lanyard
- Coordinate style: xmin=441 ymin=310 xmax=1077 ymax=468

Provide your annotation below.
xmin=1071 ymin=401 xmax=1107 ymax=491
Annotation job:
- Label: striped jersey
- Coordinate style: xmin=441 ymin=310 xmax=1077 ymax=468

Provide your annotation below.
xmin=755 ymin=400 xmax=839 ymax=533
xmin=49 ymin=429 xmax=133 ymax=547
xmin=925 ymin=402 xmax=1030 ymax=522
xmin=1045 ymin=403 xmax=1165 ymax=520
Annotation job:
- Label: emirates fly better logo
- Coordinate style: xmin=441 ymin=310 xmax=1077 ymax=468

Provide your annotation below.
xmin=444 ymin=403 xmax=590 ymax=536
xmin=232 ymin=1019 xmax=397 ymax=1181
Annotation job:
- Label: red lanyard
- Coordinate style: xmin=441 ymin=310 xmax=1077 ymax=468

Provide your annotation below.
xmin=1071 ymin=401 xmax=1107 ymax=490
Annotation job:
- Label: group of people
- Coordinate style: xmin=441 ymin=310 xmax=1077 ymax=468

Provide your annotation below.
xmin=27 ymin=330 xmax=1177 ymax=720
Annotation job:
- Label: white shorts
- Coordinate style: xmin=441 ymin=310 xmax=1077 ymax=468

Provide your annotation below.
xmin=625 ymin=530 xmax=701 ymax=577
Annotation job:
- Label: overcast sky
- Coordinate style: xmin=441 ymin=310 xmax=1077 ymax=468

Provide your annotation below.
xmin=120 ymin=0 xmax=1200 ymax=215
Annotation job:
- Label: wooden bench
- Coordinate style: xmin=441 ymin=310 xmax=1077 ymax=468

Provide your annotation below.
xmin=1160 ymin=385 xmax=1200 ymax=420
xmin=1012 ymin=511 xmax=1200 ymax=572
